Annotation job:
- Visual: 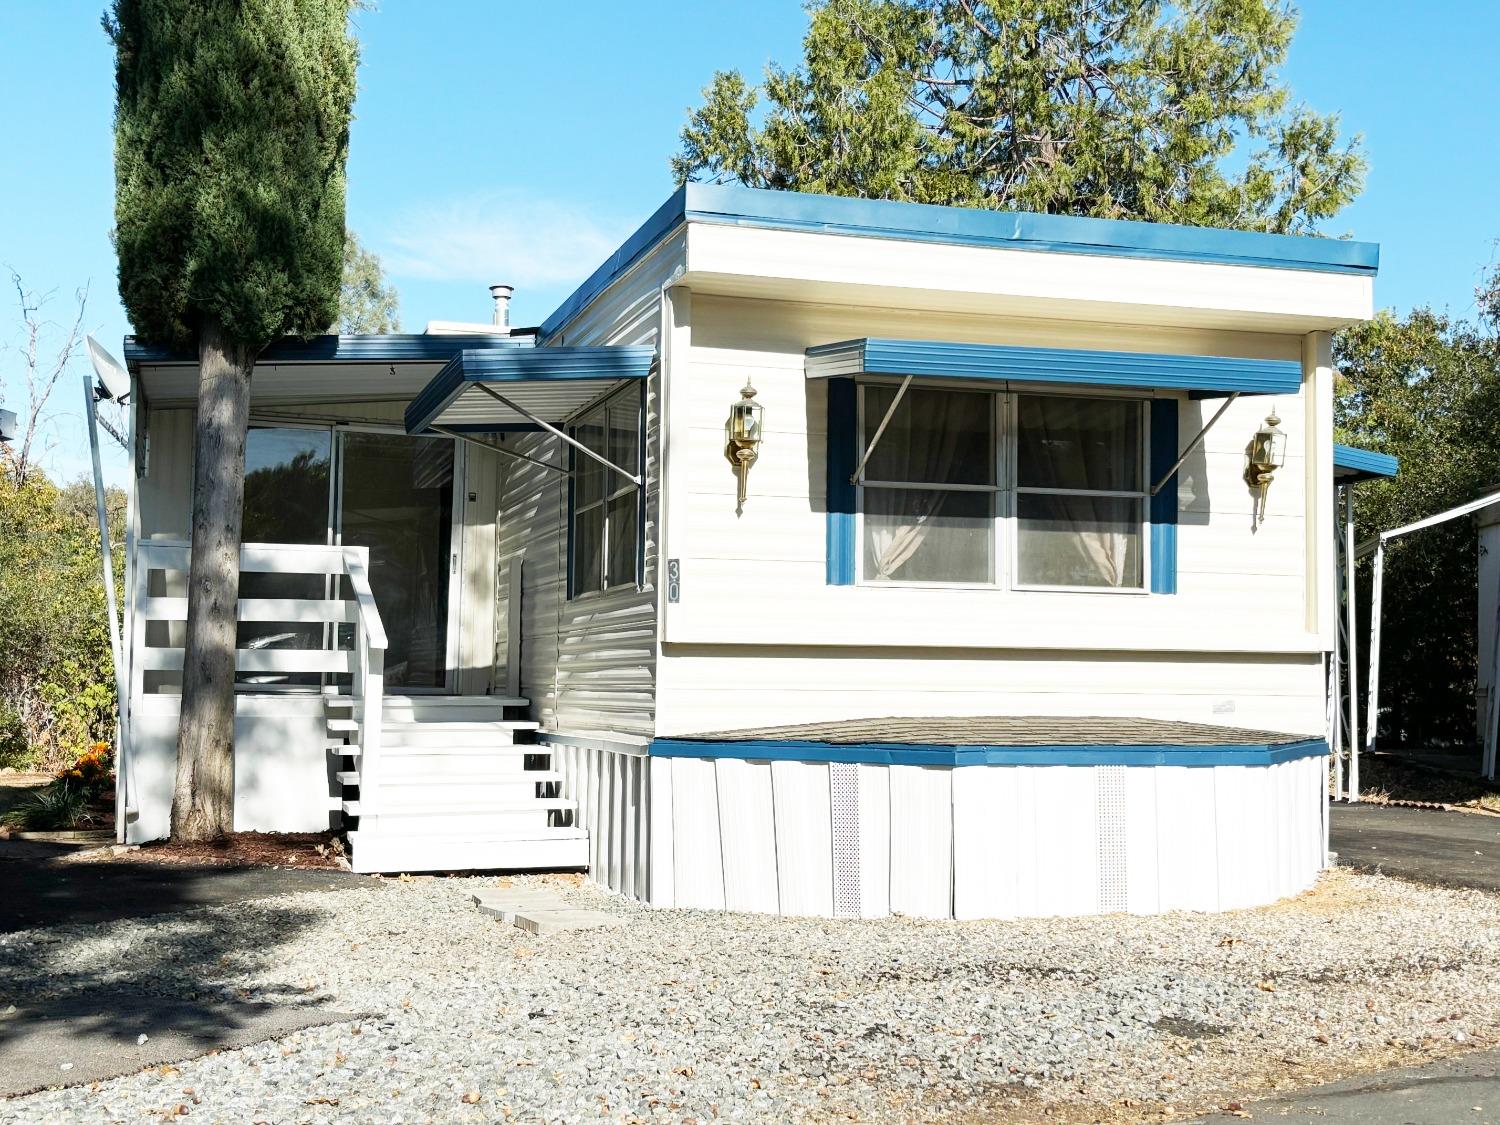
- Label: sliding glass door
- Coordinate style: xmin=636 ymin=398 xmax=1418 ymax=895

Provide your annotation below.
xmin=336 ymin=430 xmax=458 ymax=692
xmin=233 ymin=423 xmax=460 ymax=694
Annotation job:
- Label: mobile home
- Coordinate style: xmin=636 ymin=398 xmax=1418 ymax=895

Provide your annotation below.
xmin=119 ymin=184 xmax=1386 ymax=918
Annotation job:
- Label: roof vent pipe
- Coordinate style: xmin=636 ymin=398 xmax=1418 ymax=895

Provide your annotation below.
xmin=489 ymin=284 xmax=514 ymax=329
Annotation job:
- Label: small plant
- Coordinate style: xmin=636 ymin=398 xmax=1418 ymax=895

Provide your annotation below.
xmin=2 ymin=741 xmax=114 ymax=831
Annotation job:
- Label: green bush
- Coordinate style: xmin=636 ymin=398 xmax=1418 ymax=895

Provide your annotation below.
xmin=0 ymin=703 xmax=29 ymax=770
xmin=0 ymin=467 xmax=123 ymax=771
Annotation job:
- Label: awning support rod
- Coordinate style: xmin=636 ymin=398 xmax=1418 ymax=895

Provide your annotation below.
xmin=474 ymin=383 xmax=643 ymax=486
xmin=1150 ymin=392 xmax=1239 ymax=497
xmin=1355 ymin=491 xmax=1500 ymax=559
xmin=429 ymin=424 xmax=567 ymax=476
xmin=849 ymin=374 xmax=913 ymax=485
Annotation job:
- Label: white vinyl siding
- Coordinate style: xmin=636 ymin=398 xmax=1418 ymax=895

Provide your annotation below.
xmin=492 ymin=227 xmax=682 ymax=738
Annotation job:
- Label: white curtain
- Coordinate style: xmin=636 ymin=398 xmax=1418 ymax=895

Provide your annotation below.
xmin=1023 ymin=400 xmax=1134 ymax=587
xmin=868 ymin=393 xmax=972 ymax=579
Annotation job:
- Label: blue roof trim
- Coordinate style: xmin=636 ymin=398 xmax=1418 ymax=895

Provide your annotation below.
xmin=541 ymin=182 xmax=1379 ymax=341
xmin=1334 ymin=443 xmax=1399 ymax=482
xmin=808 ymin=338 xmax=1302 ymax=395
xmin=404 ymin=345 xmax=655 ymax=435
xmin=124 ymin=333 xmax=534 ymax=369
xmin=687 ymin=184 xmax=1379 ymax=274
xmin=649 ymin=737 xmax=1328 ymax=768
xmin=541 ymin=188 xmax=689 ymax=340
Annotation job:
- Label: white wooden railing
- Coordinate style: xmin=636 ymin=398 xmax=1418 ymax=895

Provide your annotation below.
xmin=129 ymin=540 xmax=387 ymax=814
xmin=341 ymin=546 xmax=387 ymax=817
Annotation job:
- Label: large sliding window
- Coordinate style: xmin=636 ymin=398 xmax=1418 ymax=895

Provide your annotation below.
xmin=857 ymin=383 xmax=1147 ymax=590
xmin=569 ymin=386 xmax=643 ymax=598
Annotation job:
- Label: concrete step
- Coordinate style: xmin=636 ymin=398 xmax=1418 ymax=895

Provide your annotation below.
xmin=346 ymin=827 xmax=587 ymax=874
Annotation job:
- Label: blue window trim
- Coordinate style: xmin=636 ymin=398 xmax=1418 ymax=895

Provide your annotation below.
xmin=649 ymin=736 xmax=1328 ymax=768
xmin=1149 ymin=399 xmax=1179 ymax=594
xmin=806 ymin=338 xmax=1301 ymax=397
xmin=825 ymin=378 xmax=857 ymax=585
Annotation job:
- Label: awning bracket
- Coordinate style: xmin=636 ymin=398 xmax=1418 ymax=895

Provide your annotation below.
xmin=429 ymin=424 xmax=568 ymax=476
xmin=849 ymin=374 xmax=913 ymax=485
xmin=474 ymin=382 xmax=643 ymax=487
xmin=1150 ymin=391 xmax=1239 ymax=497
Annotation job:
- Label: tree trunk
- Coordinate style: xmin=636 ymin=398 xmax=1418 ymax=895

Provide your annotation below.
xmin=170 ymin=317 xmax=253 ymax=841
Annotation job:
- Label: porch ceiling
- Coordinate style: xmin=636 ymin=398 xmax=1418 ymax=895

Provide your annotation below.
xmin=404 ymin=346 xmax=656 ymax=434
xmin=126 ymin=334 xmax=534 ymax=409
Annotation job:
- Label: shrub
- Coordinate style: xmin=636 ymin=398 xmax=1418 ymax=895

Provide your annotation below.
xmin=0 ymin=703 xmax=29 ymax=770
xmin=0 ymin=467 xmax=123 ymax=771
xmin=1 ymin=742 xmax=114 ymax=831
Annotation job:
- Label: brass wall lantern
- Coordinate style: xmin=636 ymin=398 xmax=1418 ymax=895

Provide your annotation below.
xmin=1246 ymin=408 xmax=1287 ymax=526
xmin=724 ymin=379 xmax=764 ymax=516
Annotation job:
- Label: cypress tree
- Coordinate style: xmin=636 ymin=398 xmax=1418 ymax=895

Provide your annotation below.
xmin=107 ymin=0 xmax=358 ymax=839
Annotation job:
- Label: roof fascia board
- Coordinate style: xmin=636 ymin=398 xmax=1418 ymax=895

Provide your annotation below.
xmin=1333 ymin=443 xmax=1399 ymax=482
xmin=540 ymin=183 xmax=1379 ymax=343
xmin=649 ymin=736 xmax=1328 ymax=767
xmin=125 ymin=333 xmax=534 ymax=372
xmin=682 ymin=184 xmax=1378 ymax=275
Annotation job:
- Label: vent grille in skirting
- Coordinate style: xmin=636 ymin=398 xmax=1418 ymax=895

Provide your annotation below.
xmin=1096 ymin=764 xmax=1128 ymax=913
xmin=830 ymin=763 xmax=862 ymax=917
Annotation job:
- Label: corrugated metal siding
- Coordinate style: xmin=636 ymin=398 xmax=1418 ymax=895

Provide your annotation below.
xmin=494 ymin=232 xmax=681 ymax=737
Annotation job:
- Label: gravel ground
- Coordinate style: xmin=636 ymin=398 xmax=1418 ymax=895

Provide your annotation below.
xmin=3 ymin=868 xmax=1500 ymax=1123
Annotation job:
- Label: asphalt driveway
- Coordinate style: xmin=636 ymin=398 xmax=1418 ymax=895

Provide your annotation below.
xmin=1330 ymin=803 xmax=1500 ymax=892
xmin=0 ymin=841 xmax=359 ymax=933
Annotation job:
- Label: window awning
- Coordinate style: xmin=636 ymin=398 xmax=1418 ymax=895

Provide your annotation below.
xmin=404 ymin=346 xmax=655 ymax=435
xmin=805 ymin=338 xmax=1301 ymax=397
xmin=1334 ymin=443 xmax=1398 ymax=483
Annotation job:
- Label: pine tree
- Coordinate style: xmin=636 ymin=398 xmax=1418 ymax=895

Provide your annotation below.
xmin=674 ymin=0 xmax=1364 ymax=235
xmin=107 ymin=0 xmax=358 ymax=839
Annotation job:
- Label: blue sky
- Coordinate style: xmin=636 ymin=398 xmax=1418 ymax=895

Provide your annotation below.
xmin=2 ymin=1 xmax=1497 ymax=485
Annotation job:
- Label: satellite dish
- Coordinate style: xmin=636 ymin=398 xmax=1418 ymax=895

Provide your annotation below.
xmin=86 ymin=335 xmax=131 ymax=402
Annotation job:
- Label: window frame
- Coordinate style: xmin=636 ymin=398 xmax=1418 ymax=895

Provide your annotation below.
xmin=567 ymin=383 xmax=645 ymax=601
xmin=853 ymin=378 xmax=1151 ymax=594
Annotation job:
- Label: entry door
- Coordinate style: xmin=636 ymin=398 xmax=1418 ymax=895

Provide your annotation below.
xmin=336 ymin=430 xmax=461 ymax=693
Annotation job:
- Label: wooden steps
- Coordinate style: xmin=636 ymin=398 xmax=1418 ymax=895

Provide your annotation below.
xmin=326 ymin=694 xmax=586 ymax=875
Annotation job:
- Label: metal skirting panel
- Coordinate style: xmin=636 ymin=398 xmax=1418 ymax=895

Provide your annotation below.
xmin=829 ymin=762 xmax=862 ymax=918
xmin=641 ymin=755 xmax=1325 ymax=920
xmin=1096 ymin=765 xmax=1128 ymax=913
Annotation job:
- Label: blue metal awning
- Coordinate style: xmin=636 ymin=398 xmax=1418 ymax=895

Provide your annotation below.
xmin=1334 ymin=443 xmax=1398 ymax=483
xmin=805 ymin=338 xmax=1302 ymax=397
xmin=404 ymin=346 xmax=655 ymax=435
